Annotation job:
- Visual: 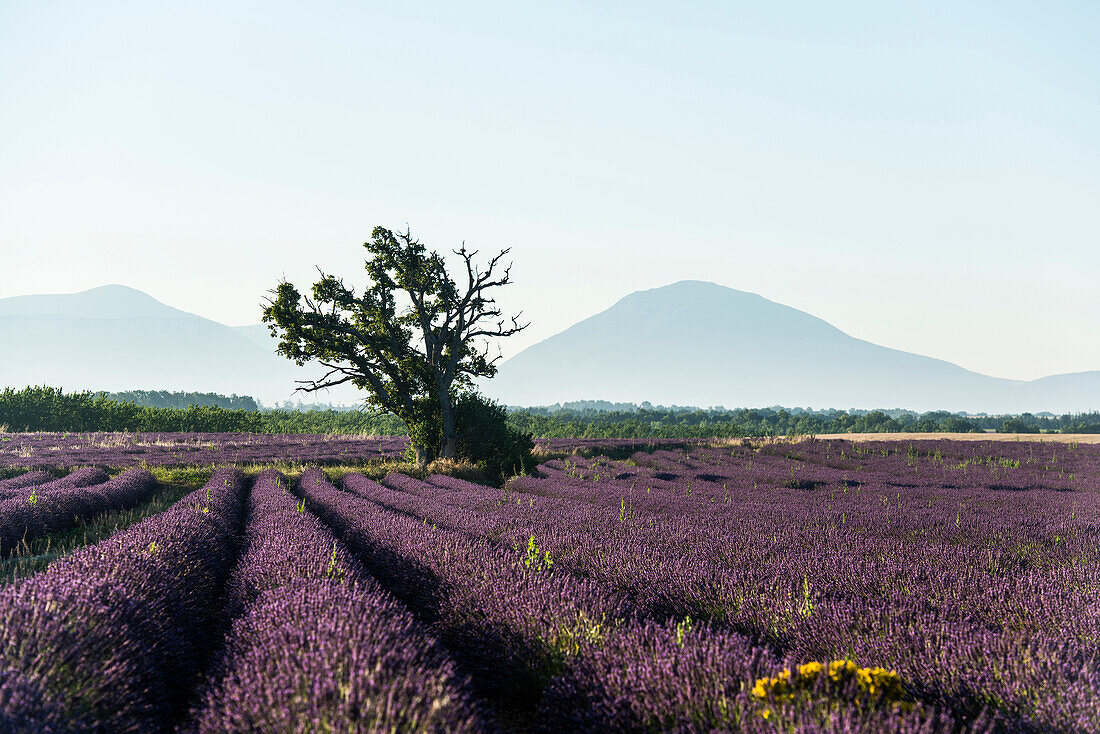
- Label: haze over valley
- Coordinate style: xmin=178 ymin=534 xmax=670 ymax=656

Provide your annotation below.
xmin=3 ymin=282 xmax=1096 ymax=414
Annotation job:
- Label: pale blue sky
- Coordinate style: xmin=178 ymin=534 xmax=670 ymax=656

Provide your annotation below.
xmin=1 ymin=1 xmax=1097 ymax=380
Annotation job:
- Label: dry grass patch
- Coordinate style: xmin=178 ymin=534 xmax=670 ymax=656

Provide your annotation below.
xmin=803 ymin=432 xmax=1100 ymax=444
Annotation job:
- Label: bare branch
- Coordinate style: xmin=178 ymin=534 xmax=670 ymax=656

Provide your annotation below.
xmin=264 ymin=226 xmax=529 ymax=462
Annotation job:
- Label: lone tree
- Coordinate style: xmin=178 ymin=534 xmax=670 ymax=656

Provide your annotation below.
xmin=262 ymin=226 xmax=528 ymax=465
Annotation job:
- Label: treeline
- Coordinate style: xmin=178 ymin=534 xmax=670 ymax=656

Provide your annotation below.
xmin=0 ymin=387 xmax=264 ymax=433
xmin=4 ymin=387 xmax=1100 ymax=437
xmin=259 ymin=409 xmax=406 ymax=435
xmin=0 ymin=387 xmax=400 ymax=434
xmin=97 ymin=390 xmax=260 ymax=412
xmin=505 ymin=406 xmax=1100 ymax=439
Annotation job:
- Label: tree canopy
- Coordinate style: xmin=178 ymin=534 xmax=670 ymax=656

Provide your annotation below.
xmin=262 ymin=226 xmax=528 ymax=464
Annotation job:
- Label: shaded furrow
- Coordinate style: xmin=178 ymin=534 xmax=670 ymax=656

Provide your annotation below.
xmin=0 ymin=468 xmax=246 ymax=732
xmin=185 ymin=468 xmax=483 ymax=733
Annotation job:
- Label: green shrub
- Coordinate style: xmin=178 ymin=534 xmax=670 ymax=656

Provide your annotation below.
xmin=403 ymin=392 xmax=533 ymax=478
xmin=452 ymin=392 xmax=535 ymax=481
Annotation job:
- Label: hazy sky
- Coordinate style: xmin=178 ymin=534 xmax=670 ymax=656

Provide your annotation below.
xmin=2 ymin=1 xmax=1097 ymax=381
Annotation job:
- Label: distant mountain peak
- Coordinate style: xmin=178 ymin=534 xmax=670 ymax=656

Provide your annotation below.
xmin=484 ymin=280 xmax=1099 ymax=413
xmin=2 ymin=281 xmax=1097 ymax=412
xmin=0 ymin=284 xmax=189 ymax=320
xmin=593 ymin=280 xmax=847 ymax=342
xmin=622 ymin=280 xmax=746 ymax=299
xmin=0 ymin=284 xmax=358 ymax=404
xmin=83 ymin=284 xmax=146 ymax=295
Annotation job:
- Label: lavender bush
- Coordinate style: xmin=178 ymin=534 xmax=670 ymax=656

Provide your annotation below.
xmin=0 ymin=468 xmax=245 ymax=731
xmin=0 ymin=468 xmax=150 ymax=553
xmin=0 ymin=432 xmax=407 ymax=469
xmin=0 ymin=467 xmax=106 ymax=501
xmin=186 ymin=469 xmax=481 ymax=733
xmin=0 ymin=437 xmax=1093 ymax=732
xmin=323 ymin=441 xmax=1098 ymax=732
xmin=296 ymin=469 xmax=633 ymax=716
xmin=0 ymin=470 xmax=52 ymax=493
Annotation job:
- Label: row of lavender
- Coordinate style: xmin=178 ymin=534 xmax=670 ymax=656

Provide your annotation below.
xmin=296 ymin=469 xmax=992 ymax=732
xmin=0 ymin=460 xmax=971 ymax=732
xmin=0 ymin=438 xmax=1094 ymax=731
xmin=187 ymin=468 xmax=479 ymax=732
xmin=0 ymin=468 xmax=158 ymax=553
xmin=0 ymin=469 xmax=483 ymax=732
xmin=0 ymin=432 xmax=410 ymax=469
xmin=545 ymin=440 xmax=1098 ymax=731
xmin=0 ymin=468 xmax=244 ymax=730
xmin=309 ymin=439 xmax=1098 ymax=732
xmin=0 ymin=432 xmax=692 ymax=469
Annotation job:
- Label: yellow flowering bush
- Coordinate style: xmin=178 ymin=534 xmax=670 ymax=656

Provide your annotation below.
xmin=752 ymin=659 xmax=909 ymax=718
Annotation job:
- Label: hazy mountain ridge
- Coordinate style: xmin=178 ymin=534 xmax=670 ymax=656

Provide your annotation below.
xmin=0 ymin=285 xmax=360 ymax=405
xmin=233 ymin=323 xmax=279 ymax=352
xmin=484 ymin=280 xmax=1098 ymax=413
xmin=0 ymin=285 xmax=190 ymax=320
xmin=2 ymin=282 xmax=1096 ymax=412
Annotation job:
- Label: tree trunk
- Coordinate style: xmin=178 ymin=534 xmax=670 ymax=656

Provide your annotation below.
xmin=414 ymin=443 xmax=431 ymax=467
xmin=439 ymin=396 xmax=457 ymax=460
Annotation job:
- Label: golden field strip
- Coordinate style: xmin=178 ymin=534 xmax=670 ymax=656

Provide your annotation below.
xmin=804 ymin=432 xmax=1100 ymax=443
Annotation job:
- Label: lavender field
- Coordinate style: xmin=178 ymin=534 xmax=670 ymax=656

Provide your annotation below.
xmin=0 ymin=432 xmax=683 ymax=469
xmin=0 ymin=437 xmax=1096 ymax=732
xmin=0 ymin=432 xmax=409 ymax=469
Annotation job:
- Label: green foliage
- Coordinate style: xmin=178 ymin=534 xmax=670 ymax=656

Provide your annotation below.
xmin=97 ymin=390 xmax=258 ymax=411
xmin=148 ymin=467 xmax=216 ymax=493
xmin=324 ymin=541 xmax=345 ymax=582
xmin=404 ymin=392 xmax=534 ymax=480
xmin=9 ymin=386 xmax=1100 ymax=441
xmin=453 ymin=392 xmax=535 ymax=480
xmin=401 ymin=396 xmax=444 ymax=465
xmin=523 ymin=535 xmax=553 ymax=572
xmin=675 ymin=615 xmax=693 ymax=646
xmin=0 ymin=387 xmax=414 ymax=435
xmin=506 ymin=405 xmax=1100 ymax=439
xmin=259 ymin=408 xmax=406 ymax=435
xmin=1001 ymin=417 xmax=1041 ymax=434
xmin=941 ymin=416 xmax=979 ymax=433
xmin=0 ymin=386 xmax=262 ymax=433
xmin=262 ymin=226 xmax=526 ymax=464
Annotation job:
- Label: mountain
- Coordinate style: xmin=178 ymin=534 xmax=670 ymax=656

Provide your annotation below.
xmin=3 ymin=282 xmax=1096 ymax=413
xmin=0 ymin=285 xmax=360 ymax=405
xmin=0 ymin=285 xmax=190 ymax=321
xmin=233 ymin=323 xmax=278 ymax=351
xmin=1014 ymin=372 xmax=1100 ymax=413
xmin=483 ymin=281 xmax=1100 ymax=413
